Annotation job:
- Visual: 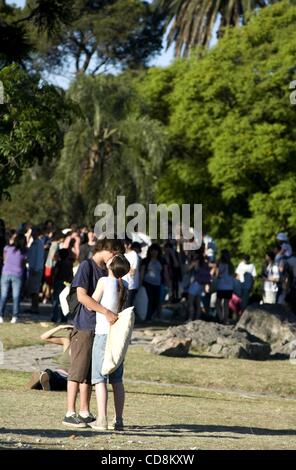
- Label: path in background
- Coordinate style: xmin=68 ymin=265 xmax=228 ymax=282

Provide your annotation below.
xmin=0 ymin=300 xmax=164 ymax=371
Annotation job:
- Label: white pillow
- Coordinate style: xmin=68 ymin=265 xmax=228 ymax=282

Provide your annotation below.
xmin=59 ymin=285 xmax=70 ymax=316
xmin=101 ymin=306 xmax=135 ymax=375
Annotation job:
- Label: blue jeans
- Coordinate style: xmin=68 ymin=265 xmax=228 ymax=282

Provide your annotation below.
xmin=0 ymin=273 xmax=22 ymax=317
xmin=91 ymin=334 xmax=124 ymax=385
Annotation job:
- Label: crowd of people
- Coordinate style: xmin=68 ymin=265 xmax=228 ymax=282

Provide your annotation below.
xmin=1 ymin=218 xmax=296 ymax=430
xmin=0 ymin=218 xmax=296 ymax=326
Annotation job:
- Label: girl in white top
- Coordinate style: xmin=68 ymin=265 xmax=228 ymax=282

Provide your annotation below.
xmin=90 ymin=254 xmax=130 ymax=431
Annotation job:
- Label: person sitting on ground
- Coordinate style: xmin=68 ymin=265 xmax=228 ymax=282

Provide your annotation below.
xmin=26 ymin=324 xmax=73 ymax=391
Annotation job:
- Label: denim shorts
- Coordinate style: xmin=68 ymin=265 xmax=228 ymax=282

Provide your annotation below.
xmin=91 ymin=334 xmax=124 ymax=385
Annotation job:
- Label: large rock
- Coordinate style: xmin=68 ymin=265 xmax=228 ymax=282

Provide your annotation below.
xmin=147 ymin=320 xmax=270 ymax=360
xmin=148 ymin=336 xmax=192 ymax=357
xmin=235 ymin=303 xmax=296 ymax=355
xmin=210 ymin=331 xmax=270 ymax=360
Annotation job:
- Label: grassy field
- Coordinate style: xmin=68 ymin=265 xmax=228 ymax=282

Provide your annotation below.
xmin=0 ymin=369 xmax=296 ymax=450
xmin=0 ymin=321 xmax=50 ymax=349
xmin=0 ymin=322 xmax=296 ymax=449
xmin=126 ymin=347 xmax=296 ymax=398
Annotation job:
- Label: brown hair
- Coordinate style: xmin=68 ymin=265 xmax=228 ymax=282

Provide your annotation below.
xmin=109 ymin=254 xmax=130 ymax=311
xmin=94 ymin=237 xmax=125 ymax=255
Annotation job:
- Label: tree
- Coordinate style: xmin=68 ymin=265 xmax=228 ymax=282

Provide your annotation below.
xmin=1 ymin=1 xmax=164 ymax=75
xmin=0 ymin=0 xmax=75 ymax=67
xmin=0 ymin=164 xmax=67 ymax=228
xmin=155 ymin=0 xmax=279 ymax=55
xmin=0 ymin=64 xmax=75 ymax=198
xmin=54 ymin=74 xmax=168 ymax=224
xmin=137 ymin=1 xmax=296 ymax=264
xmin=25 ymin=0 xmax=164 ymax=76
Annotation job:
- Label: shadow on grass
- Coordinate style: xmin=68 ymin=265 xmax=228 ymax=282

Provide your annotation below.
xmin=128 ymin=424 xmax=296 ymax=437
xmin=0 ymin=423 xmax=295 ymax=439
xmin=126 ymin=390 xmax=233 ymax=402
xmin=186 ymin=353 xmax=224 ymax=359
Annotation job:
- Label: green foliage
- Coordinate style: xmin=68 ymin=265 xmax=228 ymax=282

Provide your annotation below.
xmin=53 ymin=74 xmax=168 ymax=224
xmin=0 ymin=64 xmax=75 ymax=199
xmin=0 ymin=1 xmax=163 ymax=75
xmin=0 ymin=165 xmax=65 ymax=228
xmin=0 ymin=0 xmax=76 ymax=67
xmin=29 ymin=0 xmax=164 ymax=75
xmin=138 ymin=1 xmax=296 ymax=265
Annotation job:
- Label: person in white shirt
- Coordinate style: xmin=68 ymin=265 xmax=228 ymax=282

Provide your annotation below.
xmin=123 ymin=236 xmax=141 ymax=308
xmin=235 ymin=254 xmax=256 ymax=311
xmin=130 ymin=228 xmax=151 ymax=259
xmin=90 ymin=254 xmax=130 ymax=432
xmin=262 ymin=251 xmax=280 ymax=304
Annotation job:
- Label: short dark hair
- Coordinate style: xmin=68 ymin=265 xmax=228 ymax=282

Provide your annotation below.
xmin=243 ymin=254 xmax=250 ymax=263
xmin=94 ymin=236 xmax=125 ymax=255
xmin=131 ymin=241 xmax=141 ymax=253
xmin=124 ymin=234 xmax=133 ymax=246
xmin=266 ymin=250 xmax=276 ymax=261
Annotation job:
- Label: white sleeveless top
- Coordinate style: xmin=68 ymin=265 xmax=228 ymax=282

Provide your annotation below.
xmin=95 ymin=277 xmax=127 ymax=335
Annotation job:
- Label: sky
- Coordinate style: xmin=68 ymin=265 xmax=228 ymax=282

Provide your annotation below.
xmin=6 ymin=0 xmax=175 ymax=88
xmin=6 ymin=0 xmax=219 ymax=88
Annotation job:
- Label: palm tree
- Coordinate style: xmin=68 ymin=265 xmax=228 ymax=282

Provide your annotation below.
xmin=55 ymin=74 xmax=168 ymax=223
xmin=155 ymin=0 xmax=278 ymax=56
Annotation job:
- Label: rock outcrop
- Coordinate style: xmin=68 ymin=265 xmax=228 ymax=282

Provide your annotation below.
xmin=235 ymin=303 xmax=296 ymax=355
xmin=147 ymin=320 xmax=270 ymax=359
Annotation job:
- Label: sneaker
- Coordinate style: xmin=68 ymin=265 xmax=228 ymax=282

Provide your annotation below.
xmin=89 ymin=416 xmax=108 ymax=431
xmin=77 ymin=413 xmax=96 ymax=425
xmin=111 ymin=417 xmax=124 ymax=431
xmin=10 ymin=317 xmax=18 ymax=324
xmin=0 ymin=317 xmax=3 ymax=324
xmin=39 ymin=371 xmax=50 ymax=391
xmin=62 ymin=414 xmax=87 ymax=428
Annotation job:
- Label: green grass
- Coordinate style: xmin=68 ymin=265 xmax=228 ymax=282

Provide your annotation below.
xmin=0 ymin=321 xmax=54 ymax=349
xmin=1 ymin=323 xmax=296 ymax=449
xmin=125 ymin=347 xmax=296 ymax=398
xmin=0 ymin=373 xmax=296 ymax=450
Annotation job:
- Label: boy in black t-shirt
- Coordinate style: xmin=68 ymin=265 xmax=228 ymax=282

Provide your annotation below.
xmin=62 ymin=237 xmax=125 ymax=428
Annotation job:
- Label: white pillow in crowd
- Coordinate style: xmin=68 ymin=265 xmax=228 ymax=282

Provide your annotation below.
xmin=59 ymin=285 xmax=71 ymax=316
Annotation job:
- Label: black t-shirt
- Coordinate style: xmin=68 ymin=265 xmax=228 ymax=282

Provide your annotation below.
xmin=72 ymin=259 xmax=106 ymax=331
